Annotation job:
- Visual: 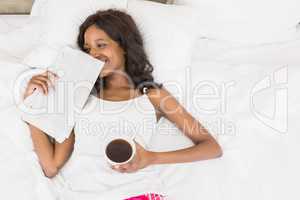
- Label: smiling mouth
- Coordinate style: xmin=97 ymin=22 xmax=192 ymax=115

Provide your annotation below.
xmin=96 ymin=56 xmax=110 ymax=64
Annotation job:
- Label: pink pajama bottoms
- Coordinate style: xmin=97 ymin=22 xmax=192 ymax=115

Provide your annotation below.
xmin=124 ymin=193 xmax=166 ymax=200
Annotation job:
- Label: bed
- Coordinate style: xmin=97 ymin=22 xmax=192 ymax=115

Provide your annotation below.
xmin=0 ymin=0 xmax=299 ymax=199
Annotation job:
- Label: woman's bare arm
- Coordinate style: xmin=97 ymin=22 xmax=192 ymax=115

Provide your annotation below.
xmin=28 ymin=123 xmax=75 ymax=178
xmin=112 ymin=87 xmax=223 ymax=173
xmin=53 ymin=133 xmax=75 ymax=170
xmin=147 ymin=87 xmax=223 ymax=164
xmin=24 ymin=70 xmax=75 ymax=177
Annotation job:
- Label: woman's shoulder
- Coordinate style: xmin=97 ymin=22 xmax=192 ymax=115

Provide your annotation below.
xmin=146 ymin=86 xmax=169 ymax=97
xmin=145 ymin=87 xmax=176 ymax=110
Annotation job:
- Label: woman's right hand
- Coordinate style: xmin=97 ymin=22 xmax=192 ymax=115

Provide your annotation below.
xmin=23 ymin=70 xmax=58 ymax=100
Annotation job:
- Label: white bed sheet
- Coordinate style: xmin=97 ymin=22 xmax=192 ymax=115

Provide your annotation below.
xmin=0 ymin=106 xmax=60 ymax=200
xmin=0 ymin=15 xmax=298 ymax=200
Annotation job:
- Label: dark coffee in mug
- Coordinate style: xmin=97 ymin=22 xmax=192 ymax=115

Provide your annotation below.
xmin=105 ymin=139 xmax=133 ymax=163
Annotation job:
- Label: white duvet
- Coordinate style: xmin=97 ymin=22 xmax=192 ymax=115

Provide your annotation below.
xmin=0 ymin=17 xmax=298 ymax=200
xmin=0 ymin=106 xmax=60 ymax=200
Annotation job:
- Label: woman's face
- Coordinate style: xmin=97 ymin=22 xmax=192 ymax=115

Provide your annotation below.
xmin=83 ymin=24 xmax=126 ymax=73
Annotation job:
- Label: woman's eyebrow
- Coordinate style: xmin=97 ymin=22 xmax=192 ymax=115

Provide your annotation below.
xmin=84 ymin=39 xmax=106 ymax=47
xmin=95 ymin=38 xmax=106 ymax=42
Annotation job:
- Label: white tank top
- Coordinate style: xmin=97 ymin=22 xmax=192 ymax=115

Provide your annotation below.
xmin=60 ymin=93 xmax=167 ymax=199
xmin=77 ymin=93 xmax=156 ymax=147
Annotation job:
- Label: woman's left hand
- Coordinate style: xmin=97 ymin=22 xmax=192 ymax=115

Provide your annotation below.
xmin=111 ymin=141 xmax=155 ymax=173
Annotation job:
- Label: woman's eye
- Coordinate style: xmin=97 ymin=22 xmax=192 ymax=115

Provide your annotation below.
xmin=97 ymin=44 xmax=107 ymax=48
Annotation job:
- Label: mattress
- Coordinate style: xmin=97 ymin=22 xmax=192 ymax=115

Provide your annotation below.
xmin=0 ymin=15 xmax=298 ymax=200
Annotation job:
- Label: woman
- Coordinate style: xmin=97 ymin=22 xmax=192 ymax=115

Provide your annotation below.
xmin=24 ymin=9 xmax=222 ymax=200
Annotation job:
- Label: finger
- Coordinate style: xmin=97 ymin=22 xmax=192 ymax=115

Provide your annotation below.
xmin=122 ymin=164 xmax=137 ymax=173
xmin=47 ymin=73 xmax=58 ymax=88
xmin=33 ymin=76 xmax=53 ymax=88
xmin=47 ymin=71 xmax=59 ymax=85
xmin=31 ymin=80 xmax=48 ymax=95
xmin=111 ymin=165 xmax=123 ymax=173
xmin=117 ymin=165 xmax=132 ymax=173
xmin=115 ymin=166 xmax=126 ymax=173
xmin=120 ymin=163 xmax=131 ymax=169
xmin=25 ymin=84 xmax=44 ymax=98
xmin=47 ymin=70 xmax=58 ymax=78
xmin=32 ymin=73 xmax=49 ymax=80
xmin=119 ymin=163 xmax=136 ymax=173
xmin=111 ymin=165 xmax=119 ymax=170
xmin=38 ymin=71 xmax=58 ymax=87
xmin=122 ymin=165 xmax=138 ymax=173
xmin=32 ymin=79 xmax=49 ymax=93
xmin=24 ymin=85 xmax=38 ymax=99
xmin=41 ymin=70 xmax=58 ymax=78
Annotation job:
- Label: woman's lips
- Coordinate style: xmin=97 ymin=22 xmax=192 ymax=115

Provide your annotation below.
xmin=96 ymin=56 xmax=110 ymax=64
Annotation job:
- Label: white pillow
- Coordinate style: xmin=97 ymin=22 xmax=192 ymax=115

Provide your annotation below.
xmin=126 ymin=0 xmax=201 ymax=156
xmin=214 ymin=39 xmax=300 ymax=67
xmin=0 ymin=53 xmax=29 ymax=108
xmin=0 ymin=17 xmax=44 ymax=59
xmin=29 ymin=0 xmax=198 ymax=72
xmin=31 ymin=0 xmax=128 ymax=47
xmin=128 ymin=0 xmax=198 ymax=70
xmin=0 ymin=16 xmax=31 ymax=34
xmin=25 ymin=0 xmax=198 ymax=88
xmin=31 ymin=0 xmax=198 ymax=71
xmin=22 ymin=45 xmax=61 ymax=69
xmin=175 ymin=0 xmax=300 ymax=45
xmin=30 ymin=0 xmax=47 ymax=16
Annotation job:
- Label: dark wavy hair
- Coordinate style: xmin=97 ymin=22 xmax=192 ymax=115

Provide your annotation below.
xmin=77 ymin=9 xmax=162 ymax=94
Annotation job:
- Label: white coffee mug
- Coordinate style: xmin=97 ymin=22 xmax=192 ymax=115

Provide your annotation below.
xmin=104 ymin=136 xmax=137 ymax=166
